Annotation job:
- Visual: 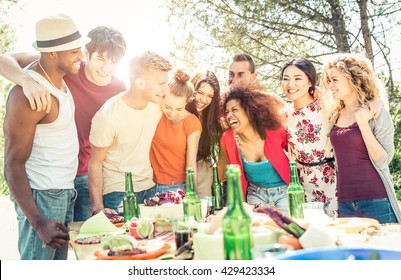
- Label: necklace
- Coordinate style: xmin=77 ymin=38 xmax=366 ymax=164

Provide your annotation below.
xmin=38 ymin=60 xmax=66 ymax=92
xmin=234 ymin=133 xmax=242 ymax=147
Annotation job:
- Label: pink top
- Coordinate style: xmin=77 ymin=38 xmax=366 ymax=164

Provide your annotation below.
xmin=65 ymin=61 xmax=126 ymax=176
xmin=221 ymin=127 xmax=290 ymax=200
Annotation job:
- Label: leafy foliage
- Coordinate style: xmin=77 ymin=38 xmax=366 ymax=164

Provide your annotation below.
xmin=0 ymin=0 xmax=18 ymax=195
xmin=166 ymin=0 xmax=401 ymax=94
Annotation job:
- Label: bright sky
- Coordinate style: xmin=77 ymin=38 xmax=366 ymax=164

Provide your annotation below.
xmin=5 ymin=0 xmax=173 ymax=84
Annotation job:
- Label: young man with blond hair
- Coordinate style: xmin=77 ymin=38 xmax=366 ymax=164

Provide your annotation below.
xmin=88 ymin=51 xmax=172 ymax=215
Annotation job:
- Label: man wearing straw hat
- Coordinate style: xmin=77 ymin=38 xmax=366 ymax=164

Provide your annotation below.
xmin=3 ymin=14 xmax=90 ymax=260
xmin=0 ymin=26 xmax=127 ymax=222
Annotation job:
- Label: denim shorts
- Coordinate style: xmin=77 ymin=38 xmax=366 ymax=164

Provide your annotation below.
xmin=154 ymin=182 xmax=186 ymax=194
xmin=338 ymin=198 xmax=397 ymax=224
xmin=12 ymin=188 xmax=77 ymax=260
xmin=247 ymin=183 xmax=289 ymax=214
xmin=73 ymin=175 xmax=91 ymax=221
xmin=103 ymin=185 xmax=159 ymax=212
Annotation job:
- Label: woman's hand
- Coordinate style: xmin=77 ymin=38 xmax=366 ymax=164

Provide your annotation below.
xmin=355 ymin=104 xmax=375 ymax=126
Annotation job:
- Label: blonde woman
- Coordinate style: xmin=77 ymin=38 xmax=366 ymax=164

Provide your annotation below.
xmin=321 ymin=53 xmax=401 ymax=223
xmin=150 ymin=69 xmax=202 ymax=193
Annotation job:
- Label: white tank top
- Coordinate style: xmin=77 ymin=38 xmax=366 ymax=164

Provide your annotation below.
xmin=24 ymin=70 xmax=78 ymax=190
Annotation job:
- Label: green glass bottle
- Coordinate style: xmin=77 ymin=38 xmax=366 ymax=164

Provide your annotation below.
xmin=182 ymin=167 xmax=202 ymax=222
xmin=223 ymin=164 xmax=252 ymax=260
xmin=123 ymin=172 xmax=140 ymax=222
xmin=211 ymin=165 xmax=223 ymax=211
xmin=287 ymin=162 xmax=305 ymax=219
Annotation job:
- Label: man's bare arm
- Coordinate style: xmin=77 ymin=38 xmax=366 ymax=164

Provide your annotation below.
xmin=88 ymin=144 xmax=116 ymax=215
xmin=0 ymin=53 xmax=51 ymax=112
xmin=4 ymin=86 xmax=68 ymax=248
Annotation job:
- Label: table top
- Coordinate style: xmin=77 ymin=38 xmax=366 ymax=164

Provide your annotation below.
xmin=68 ymin=222 xmax=176 ymax=260
xmin=68 ymin=218 xmax=401 ymax=260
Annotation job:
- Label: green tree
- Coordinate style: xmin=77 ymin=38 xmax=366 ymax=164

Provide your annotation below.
xmin=166 ymin=0 xmax=401 ymax=92
xmin=0 ymin=0 xmax=18 ymax=195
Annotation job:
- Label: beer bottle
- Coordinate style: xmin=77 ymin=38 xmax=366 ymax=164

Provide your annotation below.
xmin=223 ymin=164 xmax=252 ymax=260
xmin=287 ymin=162 xmax=305 ymax=219
xmin=182 ymin=167 xmax=202 ymax=222
xmin=211 ymin=165 xmax=223 ymax=210
xmin=123 ymin=172 xmax=140 ymax=222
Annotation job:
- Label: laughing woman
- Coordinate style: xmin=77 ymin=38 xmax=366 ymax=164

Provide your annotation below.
xmin=281 ymin=58 xmax=338 ymax=217
xmin=186 ymin=70 xmax=223 ymax=196
xmin=220 ymin=87 xmax=290 ymax=213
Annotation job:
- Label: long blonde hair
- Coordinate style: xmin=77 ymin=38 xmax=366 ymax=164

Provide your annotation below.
xmin=321 ymin=53 xmax=388 ymax=124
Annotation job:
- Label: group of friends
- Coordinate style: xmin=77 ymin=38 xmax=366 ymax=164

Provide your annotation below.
xmin=1 ymin=14 xmax=400 ymax=260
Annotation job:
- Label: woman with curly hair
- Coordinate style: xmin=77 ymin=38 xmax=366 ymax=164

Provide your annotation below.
xmin=281 ymin=58 xmax=338 ymax=217
xmin=322 ymin=53 xmax=401 ymax=223
xmin=221 ymin=87 xmax=290 ymax=212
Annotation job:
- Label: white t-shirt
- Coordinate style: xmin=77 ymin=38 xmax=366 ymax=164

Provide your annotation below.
xmin=90 ymin=93 xmax=162 ymax=194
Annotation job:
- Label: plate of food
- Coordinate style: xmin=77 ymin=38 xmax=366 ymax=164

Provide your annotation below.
xmin=74 ymin=234 xmax=107 ymax=245
xmin=93 ymin=235 xmax=171 ymax=260
xmin=328 ymin=217 xmax=379 ymax=233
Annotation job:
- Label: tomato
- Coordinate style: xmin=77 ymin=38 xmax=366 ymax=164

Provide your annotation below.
xmin=278 ymin=234 xmax=302 ymax=250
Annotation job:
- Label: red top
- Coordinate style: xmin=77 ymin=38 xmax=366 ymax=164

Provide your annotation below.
xmin=221 ymin=127 xmax=290 ymax=200
xmin=65 ymin=61 xmax=126 ymax=176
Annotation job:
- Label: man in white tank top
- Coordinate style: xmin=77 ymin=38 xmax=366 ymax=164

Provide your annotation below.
xmin=3 ymin=14 xmax=90 ymax=260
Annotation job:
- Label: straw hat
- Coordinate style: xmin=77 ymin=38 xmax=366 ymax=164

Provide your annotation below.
xmin=32 ymin=14 xmax=91 ymax=52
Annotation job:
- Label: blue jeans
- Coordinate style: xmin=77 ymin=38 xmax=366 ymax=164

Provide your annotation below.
xmin=154 ymin=182 xmax=186 ymax=194
xmin=103 ymin=185 xmax=158 ymax=212
xmin=247 ymin=184 xmax=289 ymax=214
xmin=73 ymin=175 xmax=91 ymax=221
xmin=338 ymin=198 xmax=397 ymax=224
xmin=12 ymin=188 xmax=77 ymax=260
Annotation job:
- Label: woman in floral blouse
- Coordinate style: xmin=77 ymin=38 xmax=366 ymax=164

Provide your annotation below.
xmin=281 ymin=58 xmax=338 ymax=217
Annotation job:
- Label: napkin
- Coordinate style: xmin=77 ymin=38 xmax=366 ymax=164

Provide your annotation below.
xmin=77 ymin=212 xmax=125 ymax=238
xmin=298 ymin=224 xmax=337 ymax=249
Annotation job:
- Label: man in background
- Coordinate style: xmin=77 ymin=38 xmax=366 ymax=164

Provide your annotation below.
xmin=228 ymin=53 xmax=257 ymax=88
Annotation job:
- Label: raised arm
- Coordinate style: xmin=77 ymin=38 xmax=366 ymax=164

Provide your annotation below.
xmin=4 ymin=86 xmax=68 ymax=249
xmin=0 ymin=53 xmax=51 ymax=112
xmin=355 ymin=104 xmax=388 ymax=163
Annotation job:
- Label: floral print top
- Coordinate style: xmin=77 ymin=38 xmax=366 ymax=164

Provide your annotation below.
xmin=283 ymin=99 xmax=338 ymax=217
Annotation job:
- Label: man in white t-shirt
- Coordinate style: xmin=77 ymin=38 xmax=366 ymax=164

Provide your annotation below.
xmin=88 ymin=51 xmax=172 ymax=215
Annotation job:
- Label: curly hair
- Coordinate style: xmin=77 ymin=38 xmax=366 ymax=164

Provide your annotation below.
xmin=223 ymin=87 xmax=284 ymax=139
xmin=186 ymin=70 xmax=223 ymax=163
xmin=321 ymin=53 xmax=387 ymax=124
